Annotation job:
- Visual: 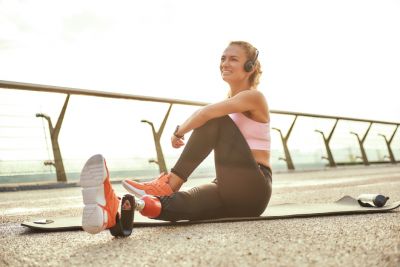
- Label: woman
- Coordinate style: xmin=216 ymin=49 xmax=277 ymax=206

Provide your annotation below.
xmin=80 ymin=41 xmax=272 ymax=234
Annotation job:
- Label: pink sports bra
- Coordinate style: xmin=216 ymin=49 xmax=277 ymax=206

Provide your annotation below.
xmin=229 ymin=112 xmax=271 ymax=151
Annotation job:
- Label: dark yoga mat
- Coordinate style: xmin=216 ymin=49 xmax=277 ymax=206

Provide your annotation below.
xmin=21 ymin=196 xmax=400 ymax=232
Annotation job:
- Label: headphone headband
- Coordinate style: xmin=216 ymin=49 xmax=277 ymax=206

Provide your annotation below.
xmin=244 ymin=48 xmax=259 ymax=72
xmin=253 ymin=49 xmax=259 ymax=62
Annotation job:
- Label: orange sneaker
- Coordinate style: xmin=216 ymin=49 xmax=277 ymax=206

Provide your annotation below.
xmin=80 ymin=154 xmax=120 ymax=234
xmin=122 ymin=172 xmax=173 ymax=198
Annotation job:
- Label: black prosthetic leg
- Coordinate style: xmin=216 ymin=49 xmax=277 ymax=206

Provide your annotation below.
xmin=109 ymin=194 xmax=135 ymax=237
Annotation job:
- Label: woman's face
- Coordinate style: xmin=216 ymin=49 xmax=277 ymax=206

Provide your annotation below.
xmin=220 ymin=44 xmax=250 ymax=85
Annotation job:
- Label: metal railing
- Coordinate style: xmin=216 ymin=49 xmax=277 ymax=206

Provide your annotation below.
xmin=1 ymin=80 xmax=399 ymax=182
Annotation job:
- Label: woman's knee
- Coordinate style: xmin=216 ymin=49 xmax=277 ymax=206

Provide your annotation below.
xmin=193 ymin=116 xmax=233 ymax=133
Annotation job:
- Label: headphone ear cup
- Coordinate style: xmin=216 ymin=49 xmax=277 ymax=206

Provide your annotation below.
xmin=244 ymin=60 xmax=253 ymax=72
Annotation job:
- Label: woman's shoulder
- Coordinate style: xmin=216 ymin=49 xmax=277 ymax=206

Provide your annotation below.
xmin=236 ymin=89 xmax=266 ymax=100
xmin=234 ymin=89 xmax=268 ymax=114
xmin=238 ymin=90 xmax=268 ymax=107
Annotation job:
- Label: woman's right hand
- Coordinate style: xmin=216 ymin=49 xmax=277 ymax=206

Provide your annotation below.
xmin=171 ymin=135 xmax=185 ymax=148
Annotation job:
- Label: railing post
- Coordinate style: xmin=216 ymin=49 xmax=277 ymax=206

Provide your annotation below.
xmin=272 ymin=115 xmax=297 ymax=170
xmin=35 ymin=94 xmax=69 ymax=182
xmin=141 ymin=104 xmax=172 ymax=173
xmin=350 ymin=122 xmax=373 ymax=166
xmin=315 ymin=119 xmax=339 ymax=167
xmin=378 ymin=125 xmax=398 ymax=164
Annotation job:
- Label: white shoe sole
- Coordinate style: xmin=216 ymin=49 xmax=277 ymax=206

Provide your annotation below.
xmin=80 ymin=154 xmax=108 ymax=234
xmin=122 ymin=180 xmax=146 ymax=198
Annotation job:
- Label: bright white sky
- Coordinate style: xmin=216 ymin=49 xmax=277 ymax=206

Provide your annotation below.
xmin=0 ymin=0 xmax=400 ymax=165
xmin=1 ymin=0 xmax=399 ymax=120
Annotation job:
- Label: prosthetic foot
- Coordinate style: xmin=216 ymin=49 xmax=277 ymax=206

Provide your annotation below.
xmin=109 ymin=194 xmax=162 ymax=237
xmin=109 ymin=194 xmax=135 ymax=237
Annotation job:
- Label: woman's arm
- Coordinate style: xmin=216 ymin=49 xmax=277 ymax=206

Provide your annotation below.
xmin=176 ymin=90 xmax=265 ymax=137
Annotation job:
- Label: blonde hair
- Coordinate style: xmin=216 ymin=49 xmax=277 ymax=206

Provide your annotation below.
xmin=229 ymin=41 xmax=262 ymax=89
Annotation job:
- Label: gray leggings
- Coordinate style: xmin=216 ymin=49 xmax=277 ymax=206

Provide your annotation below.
xmin=156 ymin=115 xmax=272 ymax=221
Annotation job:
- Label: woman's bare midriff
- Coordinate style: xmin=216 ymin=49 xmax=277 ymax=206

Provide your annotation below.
xmin=251 ymin=149 xmax=271 ymax=169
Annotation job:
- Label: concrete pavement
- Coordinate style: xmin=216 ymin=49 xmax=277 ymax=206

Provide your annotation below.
xmin=1 ymin=165 xmax=399 ymax=266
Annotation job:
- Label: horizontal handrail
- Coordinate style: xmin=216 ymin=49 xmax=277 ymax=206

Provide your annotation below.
xmin=270 ymin=110 xmax=399 ymax=125
xmin=0 ymin=80 xmax=209 ymax=107
xmin=1 ymin=80 xmax=399 ymax=125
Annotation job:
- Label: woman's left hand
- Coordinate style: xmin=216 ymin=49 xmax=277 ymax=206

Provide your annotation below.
xmin=171 ymin=135 xmax=185 ymax=148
